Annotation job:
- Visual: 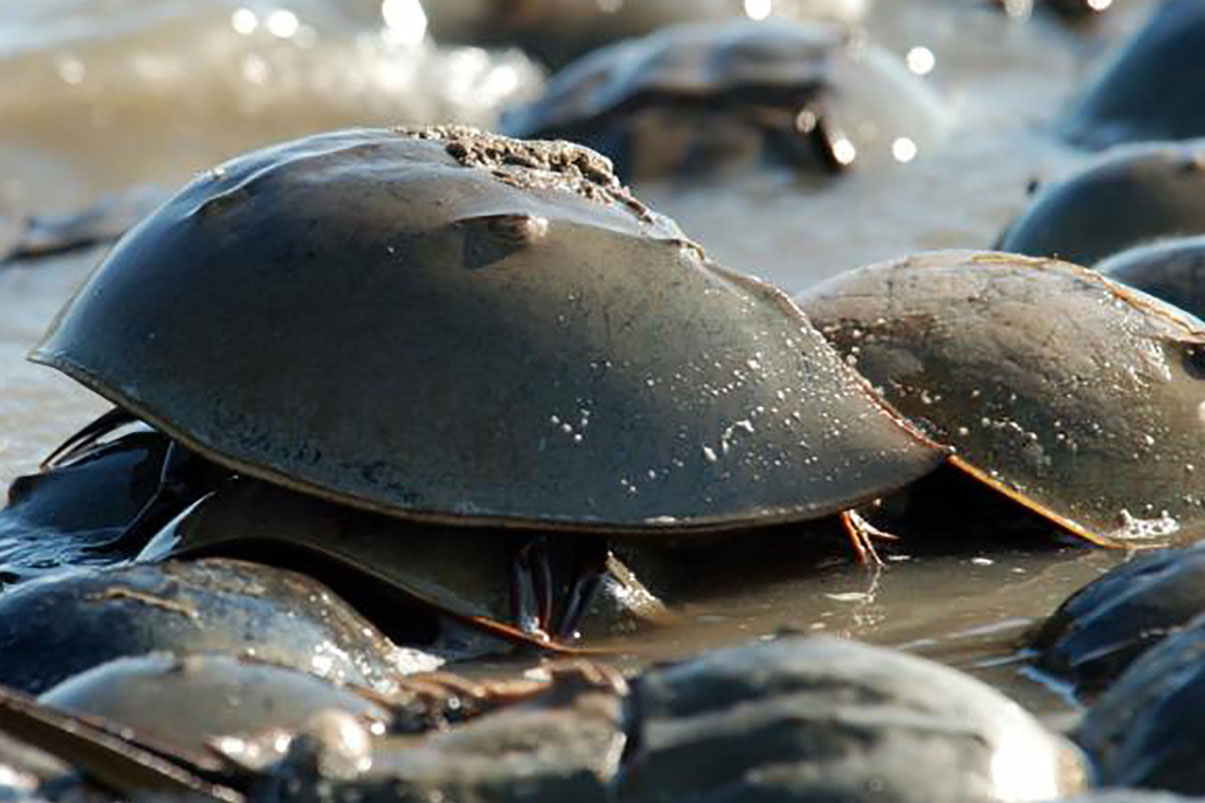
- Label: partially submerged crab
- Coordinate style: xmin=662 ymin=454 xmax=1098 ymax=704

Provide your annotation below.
xmin=16 ymin=126 xmax=945 ymax=645
xmin=424 ymin=0 xmax=870 ymax=67
xmin=997 ymin=140 xmax=1205 ymax=266
xmin=503 ymin=20 xmax=949 ymax=181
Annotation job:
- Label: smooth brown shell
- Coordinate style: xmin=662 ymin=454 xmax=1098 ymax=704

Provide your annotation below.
xmin=154 ymin=478 xmax=671 ymax=645
xmin=32 ymin=126 xmax=941 ymax=533
xmin=798 ymin=250 xmax=1205 ymax=545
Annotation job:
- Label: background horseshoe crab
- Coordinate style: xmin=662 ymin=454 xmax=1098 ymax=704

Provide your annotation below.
xmin=422 ymin=0 xmax=870 ymax=68
xmin=1061 ymin=0 xmax=1205 ymax=150
xmin=503 ymin=19 xmax=951 ymax=181
xmin=143 ymin=477 xmax=673 ymax=645
xmin=1097 ymin=236 xmax=1205 ymax=321
xmin=997 ymin=140 xmax=1205 ymax=266
xmin=797 ymin=249 xmax=1205 ymax=546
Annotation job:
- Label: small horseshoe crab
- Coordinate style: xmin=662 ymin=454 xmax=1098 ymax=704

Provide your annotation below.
xmin=1097 ymin=235 xmax=1205 ymax=321
xmin=502 ymin=20 xmax=950 ymax=181
xmin=997 ymin=140 xmax=1205 ymax=266
xmin=1061 ymin=0 xmax=1205 ymax=150
xmin=18 ymin=126 xmax=945 ymax=645
xmin=798 ymin=250 xmax=1205 ymax=546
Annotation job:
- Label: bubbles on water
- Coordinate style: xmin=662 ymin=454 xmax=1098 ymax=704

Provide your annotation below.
xmin=1110 ymin=509 xmax=1181 ymax=542
xmin=266 ymin=9 xmax=301 ymax=39
xmin=744 ymin=0 xmax=774 ymax=21
xmin=380 ymin=0 xmax=428 ymax=46
xmin=55 ymin=55 xmax=86 ymax=85
xmin=231 ymin=8 xmax=259 ymax=35
xmin=831 ymin=137 xmax=857 ymax=166
xmin=891 ymin=136 xmax=917 ymax=163
xmin=905 ymin=46 xmax=935 ymax=76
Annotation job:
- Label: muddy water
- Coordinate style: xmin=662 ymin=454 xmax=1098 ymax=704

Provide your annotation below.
xmin=0 ymin=0 xmax=1166 ymax=720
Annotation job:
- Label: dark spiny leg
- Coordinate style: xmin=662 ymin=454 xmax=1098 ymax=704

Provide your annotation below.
xmin=509 ymin=535 xmax=609 ymax=642
xmin=41 ymin=408 xmax=139 ymax=470
xmin=511 ymin=540 xmax=549 ymax=639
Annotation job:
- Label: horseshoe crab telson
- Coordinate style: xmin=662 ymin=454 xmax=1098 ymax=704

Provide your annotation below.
xmin=798 ymin=250 xmax=1205 ymax=546
xmin=141 ymin=477 xmax=674 ymax=647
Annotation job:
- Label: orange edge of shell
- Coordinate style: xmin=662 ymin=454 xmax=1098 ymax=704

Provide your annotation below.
xmin=947 ymin=454 xmax=1120 ymax=548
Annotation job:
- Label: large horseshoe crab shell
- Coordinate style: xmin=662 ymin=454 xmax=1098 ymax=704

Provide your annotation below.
xmin=502 ymin=20 xmax=950 ymax=181
xmin=798 ymin=250 xmax=1205 ymax=545
xmin=31 ymin=127 xmax=941 ymax=534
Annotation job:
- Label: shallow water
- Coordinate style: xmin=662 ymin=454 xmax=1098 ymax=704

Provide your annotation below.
xmin=0 ymin=0 xmax=1169 ymax=721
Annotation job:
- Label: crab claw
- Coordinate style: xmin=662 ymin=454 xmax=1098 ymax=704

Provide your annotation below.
xmin=511 ymin=535 xmax=609 ymax=641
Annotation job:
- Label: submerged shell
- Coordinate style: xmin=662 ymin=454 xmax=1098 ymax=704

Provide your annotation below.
xmin=997 ymin=140 xmax=1205 ymax=266
xmin=0 ymin=427 xmax=167 ymax=582
xmin=39 ymin=653 xmax=390 ymax=766
xmin=0 ymin=187 xmax=168 ymax=265
xmin=32 ymin=126 xmax=941 ymax=533
xmin=1076 ymin=612 xmax=1205 ymax=794
xmin=798 ymin=250 xmax=1205 ymax=545
xmin=504 ymin=20 xmax=949 ymax=181
xmin=1033 ymin=545 xmax=1205 ymax=697
xmin=148 ymin=478 xmax=671 ymax=644
xmin=1062 ymin=0 xmax=1205 ymax=150
xmin=0 ymin=558 xmax=428 ymax=695
xmin=620 ymin=636 xmax=1087 ymax=803
xmin=1097 ymin=235 xmax=1205 ymax=320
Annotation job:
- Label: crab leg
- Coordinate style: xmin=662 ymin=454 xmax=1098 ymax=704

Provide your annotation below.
xmin=510 ymin=536 xmax=609 ymax=641
xmin=839 ymin=509 xmax=899 ymax=567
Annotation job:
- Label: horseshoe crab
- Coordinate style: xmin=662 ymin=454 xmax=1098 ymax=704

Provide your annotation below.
xmin=0 ymin=187 xmax=168 ymax=266
xmin=140 ymin=476 xmax=673 ymax=645
xmin=619 ymin=636 xmax=1087 ymax=803
xmin=1062 ymin=0 xmax=1205 ymax=150
xmin=24 ymin=126 xmax=943 ymax=638
xmin=502 ymin=20 xmax=950 ymax=181
xmin=997 ymin=140 xmax=1205 ymax=266
xmin=424 ymin=0 xmax=869 ymax=68
xmin=0 ymin=558 xmax=437 ymax=695
xmin=39 ymin=653 xmax=392 ymax=767
xmin=798 ymin=250 xmax=1205 ymax=546
xmin=1075 ymin=612 xmax=1205 ymax=793
xmin=1097 ymin=235 xmax=1205 ymax=320
xmin=1033 ymin=545 xmax=1205 ymax=697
